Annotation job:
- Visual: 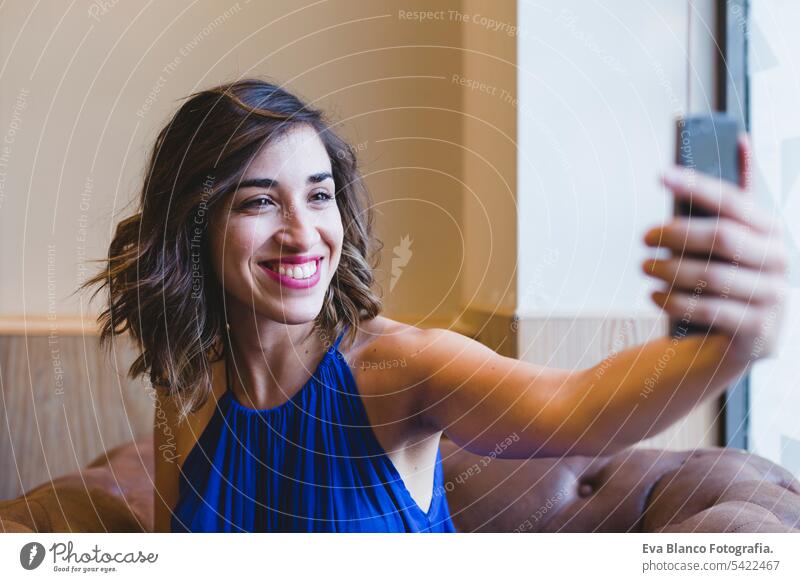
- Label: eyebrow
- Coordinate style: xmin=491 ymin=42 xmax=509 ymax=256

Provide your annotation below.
xmin=237 ymin=172 xmax=333 ymax=190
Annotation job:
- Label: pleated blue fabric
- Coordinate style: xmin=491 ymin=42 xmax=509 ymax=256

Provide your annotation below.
xmin=171 ymin=325 xmax=457 ymax=532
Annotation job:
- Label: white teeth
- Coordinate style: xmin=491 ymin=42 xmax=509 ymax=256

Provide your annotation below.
xmin=270 ymin=260 xmax=317 ymax=280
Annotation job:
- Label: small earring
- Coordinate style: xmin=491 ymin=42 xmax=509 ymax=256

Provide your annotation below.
xmin=226 ymin=322 xmax=231 ymax=331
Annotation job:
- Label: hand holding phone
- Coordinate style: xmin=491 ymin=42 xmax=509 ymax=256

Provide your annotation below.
xmin=670 ymin=113 xmax=742 ymax=337
xmin=641 ymin=114 xmax=788 ymax=361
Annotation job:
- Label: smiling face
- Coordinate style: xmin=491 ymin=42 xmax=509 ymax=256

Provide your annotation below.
xmin=208 ymin=123 xmax=343 ymax=325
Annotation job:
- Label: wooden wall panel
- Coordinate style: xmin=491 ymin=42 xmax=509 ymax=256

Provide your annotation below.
xmin=0 ymin=321 xmax=152 ymax=500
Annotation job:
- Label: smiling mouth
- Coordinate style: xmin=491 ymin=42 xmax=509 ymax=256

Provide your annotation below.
xmin=259 ymin=258 xmax=321 ymax=281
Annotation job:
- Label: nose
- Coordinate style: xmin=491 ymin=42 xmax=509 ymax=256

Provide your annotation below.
xmin=273 ymin=200 xmax=320 ymax=252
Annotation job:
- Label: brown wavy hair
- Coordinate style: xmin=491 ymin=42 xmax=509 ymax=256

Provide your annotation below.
xmin=79 ymin=78 xmax=383 ymax=423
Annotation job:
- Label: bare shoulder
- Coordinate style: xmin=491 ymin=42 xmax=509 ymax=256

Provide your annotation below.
xmin=152 ymin=364 xmax=230 ymax=531
xmin=155 ymin=362 xmax=228 ymax=472
xmin=344 ymin=318 xmax=476 ymax=430
xmin=347 ymin=315 xmax=420 ymax=353
xmin=349 ymin=317 xmax=488 ymax=371
xmin=152 ymin=384 xmax=180 ymax=532
xmin=345 ymin=315 xmax=442 ymax=379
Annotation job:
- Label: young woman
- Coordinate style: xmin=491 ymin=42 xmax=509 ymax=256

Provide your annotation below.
xmin=82 ymin=78 xmax=788 ymax=533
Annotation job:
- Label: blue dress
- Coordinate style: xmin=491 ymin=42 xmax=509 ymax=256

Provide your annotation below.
xmin=171 ymin=325 xmax=457 ymax=532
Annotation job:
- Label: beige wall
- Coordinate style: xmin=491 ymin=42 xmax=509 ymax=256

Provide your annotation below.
xmin=458 ymin=0 xmax=518 ymax=317
xmin=0 ymin=0 xmax=469 ymax=327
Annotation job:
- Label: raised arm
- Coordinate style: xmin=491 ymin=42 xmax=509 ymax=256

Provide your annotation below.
xmin=408 ymin=327 xmax=595 ymax=458
xmin=410 ymin=327 xmax=626 ymax=458
xmin=411 ymin=136 xmax=788 ymax=460
xmin=410 ymin=328 xmax=766 ymax=460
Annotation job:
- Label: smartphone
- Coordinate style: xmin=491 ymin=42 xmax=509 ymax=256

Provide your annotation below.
xmin=669 ymin=113 xmax=741 ymax=338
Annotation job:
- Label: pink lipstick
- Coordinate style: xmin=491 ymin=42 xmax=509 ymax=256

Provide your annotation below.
xmin=258 ymin=256 xmax=322 ymax=289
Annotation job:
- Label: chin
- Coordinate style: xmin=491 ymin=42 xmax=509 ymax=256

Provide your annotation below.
xmin=261 ymin=301 xmax=324 ymax=326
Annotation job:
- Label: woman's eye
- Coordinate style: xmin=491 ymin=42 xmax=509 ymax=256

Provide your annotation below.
xmin=242 ymin=192 xmax=332 ymax=211
xmin=312 ymin=191 xmax=334 ymax=202
xmin=245 ymin=197 xmax=273 ymax=209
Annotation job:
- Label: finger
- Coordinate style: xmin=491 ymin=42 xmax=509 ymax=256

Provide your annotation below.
xmin=661 ymin=165 xmax=773 ymax=234
xmin=643 ymin=256 xmax=784 ymax=306
xmin=651 ymin=289 xmax=765 ymax=338
xmin=643 ymin=217 xmax=789 ymax=273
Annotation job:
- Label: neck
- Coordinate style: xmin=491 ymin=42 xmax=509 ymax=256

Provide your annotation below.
xmin=221 ymin=300 xmax=327 ymax=408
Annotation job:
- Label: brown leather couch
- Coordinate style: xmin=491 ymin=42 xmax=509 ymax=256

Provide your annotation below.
xmin=2 ymin=438 xmax=799 ymax=533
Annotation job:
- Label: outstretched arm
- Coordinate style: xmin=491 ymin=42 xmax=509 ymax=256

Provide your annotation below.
xmin=412 ymin=135 xmax=787 ymax=459
xmin=410 ymin=329 xmax=747 ymax=459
